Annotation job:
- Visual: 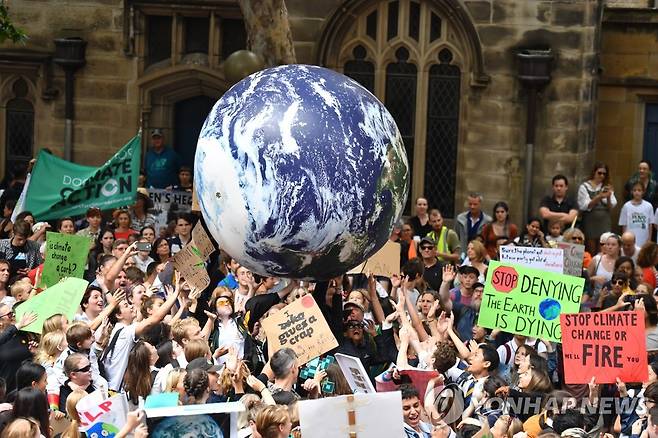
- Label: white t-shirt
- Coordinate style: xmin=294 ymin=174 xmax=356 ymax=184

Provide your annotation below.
xmin=497 ymin=338 xmax=548 ymax=366
xmin=618 ymin=200 xmax=655 ymax=247
xmin=103 ymin=322 xmax=137 ymax=391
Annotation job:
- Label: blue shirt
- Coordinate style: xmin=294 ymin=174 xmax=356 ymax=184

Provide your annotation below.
xmin=145 ymin=147 xmax=180 ymax=189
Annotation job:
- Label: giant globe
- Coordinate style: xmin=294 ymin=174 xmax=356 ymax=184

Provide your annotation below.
xmin=195 ymin=64 xmax=409 ymax=279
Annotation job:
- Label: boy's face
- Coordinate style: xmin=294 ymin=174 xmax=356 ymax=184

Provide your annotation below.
xmin=549 ymin=222 xmax=562 ymax=236
xmin=402 ymin=396 xmax=422 ymax=429
xmin=80 ymin=336 xmax=94 ymax=350
xmin=460 ymin=273 xmax=477 ymax=289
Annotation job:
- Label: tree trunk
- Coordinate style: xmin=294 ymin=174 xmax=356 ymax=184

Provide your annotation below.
xmin=238 ymin=0 xmax=296 ymax=67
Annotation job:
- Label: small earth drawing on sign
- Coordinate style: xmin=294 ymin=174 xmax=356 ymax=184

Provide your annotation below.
xmin=538 ymin=298 xmax=561 ymax=320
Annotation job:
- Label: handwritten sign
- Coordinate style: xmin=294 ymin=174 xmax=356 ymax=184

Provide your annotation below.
xmin=561 ymin=311 xmax=647 ymax=384
xmin=262 ymin=295 xmax=338 ymax=364
xmin=41 ymin=232 xmax=90 ymax=287
xmin=500 ymin=246 xmax=564 ymax=273
xmin=76 ymin=391 xmax=128 ymax=434
xmin=477 ymin=261 xmax=584 ymax=342
xmin=15 ymin=277 xmax=88 ymax=333
xmin=148 ymin=189 xmax=192 ymax=233
xmin=191 ymin=222 xmax=215 ymax=260
xmin=335 ymin=353 xmax=376 ymax=394
xmin=299 ymin=392 xmax=404 ymax=438
xmin=556 ymin=242 xmax=585 ymax=277
xmin=172 ymin=244 xmax=210 ymax=291
xmin=348 ymin=240 xmax=401 ymax=278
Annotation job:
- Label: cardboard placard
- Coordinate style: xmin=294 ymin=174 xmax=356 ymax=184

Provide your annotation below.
xmin=76 ymin=390 xmax=128 ymax=434
xmin=41 ymin=232 xmax=91 ymax=287
xmin=148 ymin=189 xmax=193 ymax=234
xmin=15 ymin=277 xmax=88 ymax=333
xmin=556 ymin=242 xmax=585 ymax=277
xmin=299 ymin=392 xmax=404 ymax=438
xmin=335 ymin=353 xmax=376 ymax=394
xmin=191 ymin=185 xmax=200 ymax=212
xmin=500 ymin=246 xmax=564 ymax=273
xmin=192 ymin=222 xmax=215 ymax=260
xmin=477 ymin=261 xmax=584 ymax=342
xmin=561 ymin=311 xmax=648 ymax=384
xmin=172 ymin=244 xmax=210 ymax=291
xmin=262 ymin=295 xmax=339 ymax=364
xmin=348 ymin=240 xmax=401 ymax=278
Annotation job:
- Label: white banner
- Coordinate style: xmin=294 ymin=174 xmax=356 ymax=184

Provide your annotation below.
xmin=500 ymin=246 xmax=564 ymax=273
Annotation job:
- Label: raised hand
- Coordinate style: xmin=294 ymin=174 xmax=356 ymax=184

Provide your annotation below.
xmin=16 ymin=312 xmax=37 ymax=330
xmin=442 ymin=265 xmax=456 ymax=283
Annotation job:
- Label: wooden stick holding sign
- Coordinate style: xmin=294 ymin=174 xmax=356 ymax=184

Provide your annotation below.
xmin=261 ymin=295 xmax=338 ymax=364
xmin=347 ymin=240 xmax=400 ymax=278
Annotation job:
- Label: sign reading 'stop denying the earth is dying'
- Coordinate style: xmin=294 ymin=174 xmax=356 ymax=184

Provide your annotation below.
xmin=477 ymin=261 xmax=585 ymax=342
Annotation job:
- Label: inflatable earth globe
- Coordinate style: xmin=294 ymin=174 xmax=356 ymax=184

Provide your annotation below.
xmin=195 ymin=64 xmax=409 ymax=279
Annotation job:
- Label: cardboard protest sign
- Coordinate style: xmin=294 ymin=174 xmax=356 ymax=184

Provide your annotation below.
xmin=500 ymin=246 xmax=564 ymax=273
xmin=477 ymin=261 xmax=584 ymax=342
xmin=348 ymin=240 xmax=401 ymax=278
xmin=148 ymin=188 xmax=193 ymax=233
xmin=556 ymin=242 xmax=585 ymax=277
xmin=172 ymin=244 xmax=210 ymax=291
xmin=561 ymin=311 xmax=648 ymax=384
xmin=299 ymin=392 xmax=404 ymax=438
xmin=41 ymin=232 xmax=91 ymax=287
xmin=191 ymin=185 xmax=200 ymax=212
xmin=76 ymin=390 xmax=128 ymax=435
xmin=335 ymin=353 xmax=376 ymax=393
xmin=145 ymin=401 xmax=244 ymax=438
xmin=15 ymin=277 xmax=88 ymax=333
xmin=262 ymin=295 xmax=339 ymax=364
xmin=192 ymin=222 xmax=215 ymax=260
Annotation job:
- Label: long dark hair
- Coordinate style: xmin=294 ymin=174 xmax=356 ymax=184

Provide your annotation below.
xmin=589 ymin=161 xmax=610 ymax=185
xmin=15 ymin=362 xmax=45 ymax=392
xmin=150 ymin=237 xmax=170 ymax=262
xmin=94 ymin=227 xmax=115 ymax=255
xmin=123 ymin=341 xmax=154 ymax=404
xmin=13 ymin=387 xmax=50 ymax=437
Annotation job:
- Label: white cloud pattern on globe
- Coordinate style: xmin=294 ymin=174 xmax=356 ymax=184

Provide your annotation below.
xmin=195 ymin=64 xmax=409 ymax=279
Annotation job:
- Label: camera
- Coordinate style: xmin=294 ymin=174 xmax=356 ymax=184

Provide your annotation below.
xmin=136 ymin=242 xmax=152 ymax=252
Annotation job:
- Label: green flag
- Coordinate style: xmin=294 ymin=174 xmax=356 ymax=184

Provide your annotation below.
xmin=25 ymin=135 xmax=141 ymax=220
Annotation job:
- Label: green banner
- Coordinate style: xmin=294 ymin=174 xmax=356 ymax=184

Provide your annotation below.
xmin=24 ymin=135 xmax=141 ymax=220
xmin=41 ymin=231 xmax=91 ymax=288
xmin=477 ymin=261 xmax=585 ymax=342
xmin=15 ymin=277 xmax=88 ymax=333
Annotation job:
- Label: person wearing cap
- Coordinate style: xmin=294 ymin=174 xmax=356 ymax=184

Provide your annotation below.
xmin=419 ymin=236 xmax=442 ymax=290
xmin=426 ymin=209 xmax=461 ymax=263
xmin=144 ymin=128 xmax=180 ymax=189
xmin=185 ymin=357 xmax=226 ymax=402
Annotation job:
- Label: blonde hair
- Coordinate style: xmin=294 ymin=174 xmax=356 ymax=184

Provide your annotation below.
xmin=61 ymin=390 xmax=87 ymax=438
xmin=184 ymin=338 xmax=211 ymax=362
xmin=164 ymin=369 xmax=185 ymax=393
xmin=171 ymin=317 xmax=200 ymax=345
xmin=238 ymin=394 xmax=262 ymax=429
xmin=467 ymin=240 xmax=487 ymax=263
xmin=42 ymin=314 xmax=67 ymax=336
xmin=1 ymin=418 xmax=40 ymax=438
xmin=210 ymin=286 xmax=234 ymax=308
xmin=35 ymin=330 xmax=66 ymax=365
xmin=256 ymin=405 xmax=291 ymax=438
xmin=10 ymin=281 xmax=31 ymax=300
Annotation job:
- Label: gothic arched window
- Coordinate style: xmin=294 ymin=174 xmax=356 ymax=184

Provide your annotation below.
xmin=5 ymin=78 xmax=34 ymax=177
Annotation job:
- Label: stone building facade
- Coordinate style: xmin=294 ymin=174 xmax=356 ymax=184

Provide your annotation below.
xmin=0 ymin=0 xmax=609 ymax=224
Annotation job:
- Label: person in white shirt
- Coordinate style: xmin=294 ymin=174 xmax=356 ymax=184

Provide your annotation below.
xmin=621 ymin=231 xmax=641 ymax=263
xmin=619 ymin=182 xmax=655 ymax=247
xmin=101 ymin=284 xmax=180 ymax=391
xmin=497 ymin=335 xmax=548 ymax=367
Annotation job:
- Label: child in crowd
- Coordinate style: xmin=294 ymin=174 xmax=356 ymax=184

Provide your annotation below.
xmin=619 ymin=181 xmax=655 ymax=248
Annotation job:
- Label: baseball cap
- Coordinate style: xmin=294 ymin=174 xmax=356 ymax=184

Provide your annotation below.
xmin=150 ymin=128 xmax=163 ymax=137
xmin=458 ymin=265 xmax=480 ymax=277
xmin=420 ymin=236 xmax=436 ymax=246
xmin=186 ymin=358 xmax=221 ymax=373
xmin=343 ymin=301 xmax=365 ymax=313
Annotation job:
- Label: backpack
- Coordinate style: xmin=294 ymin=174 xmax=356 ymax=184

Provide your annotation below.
xmin=98 ymin=327 xmax=124 ymax=380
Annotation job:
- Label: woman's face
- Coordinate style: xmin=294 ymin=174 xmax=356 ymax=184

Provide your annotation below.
xmin=637 ymin=284 xmax=651 ymax=295
xmin=518 ymin=354 xmax=531 ymax=374
xmin=640 ymin=162 xmax=651 ymax=179
xmin=418 ymin=293 xmax=435 ymax=315
xmin=60 ymin=316 xmax=69 ymax=332
xmin=594 ymin=167 xmax=607 ymax=183
xmin=102 ymin=231 xmax=115 ymax=250
xmin=59 ymin=220 xmax=75 ymax=234
xmin=606 ymin=237 xmax=620 ymax=257
xmin=466 ymin=243 xmax=475 ymax=260
xmin=117 ymin=213 xmax=130 ymax=228
xmin=34 ymin=372 xmax=47 ymax=393
xmin=495 ymin=207 xmax=507 ymax=223
xmin=23 ymin=215 xmax=34 ymax=226
xmin=617 ymin=261 xmax=633 ymax=278
xmin=415 ymin=198 xmax=428 ymax=216
xmin=518 ymin=369 xmax=532 ymax=389
xmin=514 ymin=347 xmax=528 ymax=367
xmin=157 ymin=239 xmax=170 ymax=256
xmin=141 ymin=228 xmax=155 ymax=243
xmin=527 ymin=221 xmax=541 ymax=237
xmin=648 ymin=365 xmax=657 ymax=383
xmin=131 ymin=285 xmax=146 ymax=307
xmin=145 ymin=342 xmax=158 ymax=366
xmin=86 ymin=290 xmax=104 ymax=314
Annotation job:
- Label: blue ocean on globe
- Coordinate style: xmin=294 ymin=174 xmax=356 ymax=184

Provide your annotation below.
xmin=195 ymin=64 xmax=409 ymax=279
xmin=538 ymin=298 xmax=561 ymax=320
xmin=149 ymin=414 xmax=224 ymax=438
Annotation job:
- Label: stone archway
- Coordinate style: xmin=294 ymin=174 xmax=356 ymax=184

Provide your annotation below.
xmin=137 ymin=65 xmax=229 ymax=164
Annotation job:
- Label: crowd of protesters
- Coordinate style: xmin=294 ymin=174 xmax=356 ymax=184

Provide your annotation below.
xmin=0 ymin=131 xmax=657 ymax=438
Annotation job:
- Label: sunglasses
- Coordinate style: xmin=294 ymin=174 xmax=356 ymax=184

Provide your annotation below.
xmin=612 ymin=279 xmax=626 ymax=286
xmin=345 ymin=322 xmax=364 ymax=329
xmin=0 ymin=310 xmax=14 ymax=319
xmin=420 ymin=246 xmax=433 ymax=250
xmin=571 ymin=236 xmax=584 ymax=241
xmin=75 ymin=364 xmax=92 ymax=373
xmin=597 ymin=171 xmax=607 ymax=176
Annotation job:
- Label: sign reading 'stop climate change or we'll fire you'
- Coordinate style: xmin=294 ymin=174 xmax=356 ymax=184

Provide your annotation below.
xmin=477 ymin=261 xmax=584 ymax=342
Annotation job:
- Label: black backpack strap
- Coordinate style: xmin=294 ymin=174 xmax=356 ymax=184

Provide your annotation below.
xmin=100 ymin=327 xmax=124 ymax=363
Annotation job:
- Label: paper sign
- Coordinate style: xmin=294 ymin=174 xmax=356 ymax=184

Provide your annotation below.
xmin=148 ymin=189 xmax=192 ymax=234
xmin=500 ymin=246 xmax=564 ymax=273
xmin=173 ymin=244 xmax=210 ymax=291
xmin=145 ymin=402 xmax=244 ymax=438
xmin=192 ymin=222 xmax=215 ymax=260
xmin=15 ymin=277 xmax=88 ymax=333
xmin=299 ymin=392 xmax=404 ymax=438
xmin=561 ymin=311 xmax=648 ymax=384
xmin=335 ymin=353 xmax=376 ymax=393
xmin=348 ymin=240 xmax=401 ymax=278
xmin=556 ymin=242 xmax=585 ymax=277
xmin=477 ymin=261 xmax=584 ymax=342
xmin=262 ymin=295 xmax=339 ymax=364
xmin=76 ymin=391 xmax=128 ymax=434
xmin=41 ymin=232 xmax=91 ymax=287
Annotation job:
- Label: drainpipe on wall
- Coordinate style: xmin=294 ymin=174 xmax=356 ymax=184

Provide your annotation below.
xmin=53 ymin=37 xmax=87 ymax=162
xmin=516 ymin=49 xmax=553 ymax=221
